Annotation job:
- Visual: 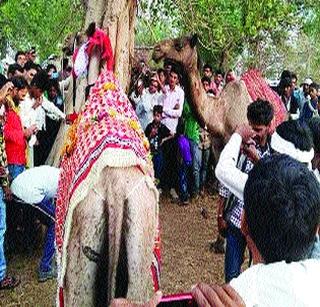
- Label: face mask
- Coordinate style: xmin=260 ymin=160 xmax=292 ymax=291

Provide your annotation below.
xmin=51 ymin=72 xmax=59 ymax=79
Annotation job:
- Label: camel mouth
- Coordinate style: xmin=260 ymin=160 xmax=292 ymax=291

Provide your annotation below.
xmin=152 ymin=51 xmax=165 ymax=63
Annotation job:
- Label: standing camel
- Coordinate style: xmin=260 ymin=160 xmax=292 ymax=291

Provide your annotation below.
xmin=152 ymin=34 xmax=285 ymax=149
xmin=56 ymin=26 xmax=159 ymax=306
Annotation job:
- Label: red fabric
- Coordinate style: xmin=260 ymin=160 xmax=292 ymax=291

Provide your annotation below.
xmin=65 ymin=112 xmax=78 ymax=124
xmin=241 ymin=69 xmax=287 ymax=131
xmin=3 ymin=110 xmax=26 ymax=165
xmin=87 ymin=28 xmax=114 ymax=71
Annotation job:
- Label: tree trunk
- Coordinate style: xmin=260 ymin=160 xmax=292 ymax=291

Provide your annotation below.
xmin=46 ymin=0 xmax=136 ymax=166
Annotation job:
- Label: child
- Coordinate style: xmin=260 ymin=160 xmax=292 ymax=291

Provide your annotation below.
xmin=145 ymin=105 xmax=172 ymax=187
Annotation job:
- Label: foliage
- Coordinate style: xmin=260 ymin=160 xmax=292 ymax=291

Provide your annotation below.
xmin=0 ymin=0 xmax=84 ymax=60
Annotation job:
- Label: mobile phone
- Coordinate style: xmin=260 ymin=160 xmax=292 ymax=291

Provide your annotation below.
xmin=158 ymin=293 xmax=198 ymax=307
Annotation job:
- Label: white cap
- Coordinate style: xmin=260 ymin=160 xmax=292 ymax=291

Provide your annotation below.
xmin=303 ymin=78 xmax=313 ymax=85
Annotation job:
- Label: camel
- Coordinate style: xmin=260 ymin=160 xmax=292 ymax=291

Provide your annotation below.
xmin=56 ymin=25 xmax=159 ymax=307
xmin=152 ymin=34 xmax=286 ymax=152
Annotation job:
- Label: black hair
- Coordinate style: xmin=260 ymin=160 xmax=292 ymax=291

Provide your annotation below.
xmin=276 ymin=120 xmax=313 ymax=152
xmin=46 ymin=64 xmax=57 ymax=73
xmin=153 ymin=105 xmax=163 ymax=115
xmin=11 ymin=76 xmax=28 ymax=90
xmin=215 ymin=69 xmax=223 ymax=76
xmin=309 ymin=82 xmax=320 ymax=92
xmin=201 ymin=76 xmax=211 ymax=84
xmin=0 ymin=74 xmax=7 ymax=89
xmin=308 ymin=117 xmax=320 ymax=154
xmin=278 ymin=77 xmax=292 ymax=91
xmin=244 ymin=154 xmax=320 ymax=264
xmin=203 ymin=64 xmax=213 ymax=72
xmin=48 ymin=79 xmax=62 ymax=96
xmin=247 ymin=99 xmax=274 ymax=126
xmin=170 ymin=66 xmax=181 ymax=81
xmin=280 ymin=70 xmax=292 ymax=80
xmin=157 ymin=68 xmax=165 ymax=75
xmin=7 ymin=63 xmax=24 ymax=76
xmin=30 ymin=70 xmax=49 ymax=92
xmin=62 ymin=58 xmax=69 ymax=68
xmin=24 ymin=61 xmax=39 ymax=72
xmin=15 ymin=51 xmax=25 ymax=62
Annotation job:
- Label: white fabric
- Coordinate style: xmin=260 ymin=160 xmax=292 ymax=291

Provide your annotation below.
xmin=73 ymin=42 xmax=89 ymax=78
xmin=215 ymin=133 xmax=248 ymax=201
xmin=271 ymin=132 xmax=314 ymax=164
xmin=20 ymin=94 xmax=65 ymax=132
xmin=11 ymin=166 xmax=60 ymax=204
xmin=161 ymin=85 xmax=185 ymax=134
xmin=135 ymin=89 xmax=162 ymax=130
xmin=230 ymin=259 xmax=320 ymax=307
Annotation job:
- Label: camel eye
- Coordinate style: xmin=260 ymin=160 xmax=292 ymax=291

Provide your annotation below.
xmin=174 ymin=40 xmax=183 ymax=51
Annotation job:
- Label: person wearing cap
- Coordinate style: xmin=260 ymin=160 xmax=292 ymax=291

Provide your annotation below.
xmin=296 ymin=77 xmax=313 ymax=111
xmin=300 ymin=82 xmax=319 ymax=122
xmin=135 ymin=76 xmax=162 ymax=130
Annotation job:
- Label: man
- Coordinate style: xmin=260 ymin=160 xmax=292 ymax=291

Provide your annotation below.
xmin=215 ymin=119 xmax=314 ymax=202
xmin=20 ymin=71 xmax=65 ymax=166
xmin=0 ymin=81 xmax=20 ymax=290
xmin=3 ymin=77 xmax=35 ymax=179
xmin=136 ymin=77 xmax=162 ymax=130
xmin=213 ymin=69 xmax=224 ymax=96
xmin=23 ymin=61 xmax=39 ymax=85
xmin=11 ymin=166 xmax=60 ymax=282
xmin=218 ymin=99 xmax=274 ymax=282
xmin=278 ymin=77 xmax=300 ymax=119
xmin=300 ymin=82 xmax=319 ymax=122
xmin=158 ymin=67 xmax=185 ymax=200
xmin=193 ymin=155 xmax=320 ymax=306
xmin=15 ymin=51 xmax=26 ymax=68
xmin=7 ymin=63 xmax=24 ymax=79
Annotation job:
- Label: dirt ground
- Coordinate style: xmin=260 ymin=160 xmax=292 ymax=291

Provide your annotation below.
xmin=0 ymin=192 xmax=224 ymax=306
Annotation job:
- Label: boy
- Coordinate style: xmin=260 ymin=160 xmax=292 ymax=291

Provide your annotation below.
xmin=300 ymin=82 xmax=319 ymax=122
xmin=145 ymin=105 xmax=172 ymax=188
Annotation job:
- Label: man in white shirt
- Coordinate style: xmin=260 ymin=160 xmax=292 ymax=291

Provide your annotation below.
xmin=21 ymin=71 xmax=65 ymax=166
xmin=136 ymin=77 xmax=162 ymax=131
xmin=11 ymin=166 xmax=60 ymax=282
xmin=192 ymin=155 xmax=320 ymax=307
xmin=158 ymin=67 xmax=185 ymax=200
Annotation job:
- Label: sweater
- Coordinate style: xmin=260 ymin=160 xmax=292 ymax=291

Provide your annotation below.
xmin=4 ymin=109 xmax=26 ymax=165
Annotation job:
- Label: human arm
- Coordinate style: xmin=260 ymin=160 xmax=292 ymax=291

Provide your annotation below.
xmin=163 ymin=88 xmax=185 ymax=118
xmin=191 ymin=283 xmax=245 ymax=307
xmin=0 ymin=82 xmax=13 ymax=103
xmin=216 ymin=194 xmax=228 ymax=237
xmin=215 ymin=129 xmax=252 ymax=202
xmin=42 ymin=96 xmax=66 ymax=120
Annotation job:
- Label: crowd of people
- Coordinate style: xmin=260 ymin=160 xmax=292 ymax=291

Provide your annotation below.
xmin=130 ymin=62 xmax=235 ymax=205
xmin=0 ymin=49 xmax=71 ymax=289
xmin=0 ymin=44 xmax=320 ymax=307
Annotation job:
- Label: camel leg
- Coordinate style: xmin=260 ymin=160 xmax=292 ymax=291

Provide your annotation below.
xmin=124 ymin=175 xmax=157 ymax=303
xmin=64 ymin=185 xmax=112 ymax=307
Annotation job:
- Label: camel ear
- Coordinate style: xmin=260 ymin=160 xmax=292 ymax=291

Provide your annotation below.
xmin=190 ymin=34 xmax=198 ymax=48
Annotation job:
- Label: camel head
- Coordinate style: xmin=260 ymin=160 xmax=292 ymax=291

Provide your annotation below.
xmin=152 ymin=34 xmax=198 ymax=69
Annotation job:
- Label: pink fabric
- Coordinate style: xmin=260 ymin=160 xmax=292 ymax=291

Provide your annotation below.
xmin=241 ymin=69 xmax=286 ymax=131
xmin=56 ymin=70 xmax=150 ymax=254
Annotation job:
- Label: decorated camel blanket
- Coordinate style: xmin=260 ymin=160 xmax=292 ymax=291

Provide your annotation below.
xmin=56 ymin=70 xmax=160 ymax=292
xmin=241 ymin=69 xmax=287 ymax=130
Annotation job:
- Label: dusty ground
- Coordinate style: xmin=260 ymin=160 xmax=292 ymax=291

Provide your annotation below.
xmin=1 ymin=192 xmax=224 ymax=306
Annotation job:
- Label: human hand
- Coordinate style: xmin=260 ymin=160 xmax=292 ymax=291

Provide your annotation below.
xmin=192 ymin=283 xmax=245 ymax=307
xmin=243 ymin=143 xmax=259 ymax=163
xmin=24 ymin=124 xmax=38 ymax=138
xmin=0 ymin=82 xmax=14 ymax=103
xmin=110 ymin=291 xmax=162 ymax=307
xmin=235 ymin=124 xmax=255 ymax=144
xmin=3 ymin=186 xmax=12 ymax=202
